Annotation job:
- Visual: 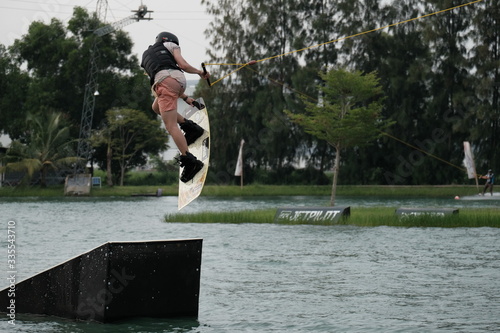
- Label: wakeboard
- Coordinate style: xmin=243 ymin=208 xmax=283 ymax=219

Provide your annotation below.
xmin=178 ymin=97 xmax=210 ymax=210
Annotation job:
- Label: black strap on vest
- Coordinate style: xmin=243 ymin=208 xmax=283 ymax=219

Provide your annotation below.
xmin=141 ymin=42 xmax=182 ymax=85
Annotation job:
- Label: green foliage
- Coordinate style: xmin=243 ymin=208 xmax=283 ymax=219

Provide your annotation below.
xmin=249 ymin=166 xmax=330 ymax=185
xmin=0 ymin=112 xmax=78 ymax=186
xmin=125 ymin=171 xmax=178 ymax=186
xmin=125 ymin=156 xmax=178 ymax=186
xmin=468 ymin=0 xmax=500 ymax=171
xmin=201 ymin=0 xmax=496 ymax=186
xmin=285 ymin=68 xmax=392 ymax=205
xmin=0 ymin=45 xmax=30 ymax=138
xmin=91 ymin=108 xmax=169 ymax=186
xmin=0 ymin=183 xmax=485 ymax=198
xmin=1 ymin=1 xmax=498 ymax=187
xmin=287 ymin=69 xmax=392 ymax=149
xmin=200 ymin=0 xmax=314 ymax=184
xmin=2 ymin=6 xmax=151 ymax=144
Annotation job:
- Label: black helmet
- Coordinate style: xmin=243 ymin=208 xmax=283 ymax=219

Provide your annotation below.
xmin=155 ymin=32 xmax=179 ymax=45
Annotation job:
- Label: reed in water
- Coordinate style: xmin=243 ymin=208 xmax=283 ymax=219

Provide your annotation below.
xmin=165 ymin=207 xmax=500 ymax=228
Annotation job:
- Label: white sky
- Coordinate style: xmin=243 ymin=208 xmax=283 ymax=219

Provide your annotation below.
xmin=0 ymin=0 xmax=212 ymax=78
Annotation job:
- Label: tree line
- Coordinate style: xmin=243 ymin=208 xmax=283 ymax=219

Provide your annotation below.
xmin=0 ymin=7 xmax=166 ymax=185
xmin=1 ymin=0 xmax=498 ymax=186
xmin=197 ymin=0 xmax=498 ymax=185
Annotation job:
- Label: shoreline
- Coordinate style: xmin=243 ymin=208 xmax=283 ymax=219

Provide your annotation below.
xmin=0 ymin=184 xmax=488 ymax=198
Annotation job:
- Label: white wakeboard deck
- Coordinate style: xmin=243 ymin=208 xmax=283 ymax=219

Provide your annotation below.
xmin=178 ymin=97 xmax=210 ymax=210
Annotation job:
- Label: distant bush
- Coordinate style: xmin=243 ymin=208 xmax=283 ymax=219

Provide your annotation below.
xmin=244 ymin=166 xmax=330 ymax=185
xmin=93 ymin=157 xmax=179 ymax=186
xmin=125 ymin=171 xmax=178 ymax=186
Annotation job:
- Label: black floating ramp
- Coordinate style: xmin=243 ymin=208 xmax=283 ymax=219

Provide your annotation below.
xmin=0 ymin=239 xmax=202 ymax=322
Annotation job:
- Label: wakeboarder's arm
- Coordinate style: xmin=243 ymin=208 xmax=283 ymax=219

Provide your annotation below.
xmin=172 ymin=49 xmax=210 ymax=80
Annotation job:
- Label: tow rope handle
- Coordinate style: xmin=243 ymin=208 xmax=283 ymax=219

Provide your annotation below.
xmin=202 ymin=63 xmax=211 ymax=87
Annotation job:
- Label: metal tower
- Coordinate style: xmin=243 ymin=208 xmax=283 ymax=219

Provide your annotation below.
xmin=74 ymin=1 xmax=152 ymax=174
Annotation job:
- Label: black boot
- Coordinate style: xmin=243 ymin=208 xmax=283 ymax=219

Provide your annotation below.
xmin=179 ymin=152 xmax=204 ymax=183
xmin=180 ymin=119 xmax=204 ymax=145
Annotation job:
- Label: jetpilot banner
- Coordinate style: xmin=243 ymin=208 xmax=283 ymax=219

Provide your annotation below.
xmin=274 ymin=207 xmax=350 ymax=224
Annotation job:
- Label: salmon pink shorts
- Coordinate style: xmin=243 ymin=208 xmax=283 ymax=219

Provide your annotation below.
xmin=154 ymin=77 xmax=185 ymax=113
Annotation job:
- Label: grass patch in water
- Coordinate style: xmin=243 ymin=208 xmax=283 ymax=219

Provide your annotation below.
xmin=165 ymin=207 xmax=500 ymax=228
xmin=346 ymin=207 xmax=500 ymax=227
xmin=165 ymin=209 xmax=277 ymax=224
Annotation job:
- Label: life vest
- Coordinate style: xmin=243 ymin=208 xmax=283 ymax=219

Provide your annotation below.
xmin=141 ymin=42 xmax=182 ymax=85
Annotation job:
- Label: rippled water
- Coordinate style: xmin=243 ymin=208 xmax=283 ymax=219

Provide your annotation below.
xmin=1 ymin=196 xmax=499 ymax=332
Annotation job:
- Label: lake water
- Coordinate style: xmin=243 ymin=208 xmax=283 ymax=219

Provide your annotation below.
xmin=0 ymin=196 xmax=499 ymax=332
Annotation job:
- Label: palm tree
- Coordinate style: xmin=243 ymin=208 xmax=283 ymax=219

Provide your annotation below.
xmin=0 ymin=111 xmax=79 ymax=187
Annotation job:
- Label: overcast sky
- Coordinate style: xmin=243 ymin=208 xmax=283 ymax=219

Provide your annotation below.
xmin=0 ymin=0 xmax=213 ymax=78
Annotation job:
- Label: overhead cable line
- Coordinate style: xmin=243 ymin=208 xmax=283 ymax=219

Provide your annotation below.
xmin=204 ymin=0 xmax=484 ymax=87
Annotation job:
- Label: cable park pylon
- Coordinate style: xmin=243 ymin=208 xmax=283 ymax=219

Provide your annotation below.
xmin=66 ymin=1 xmax=152 ymax=195
xmin=74 ymin=1 xmax=153 ymax=174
